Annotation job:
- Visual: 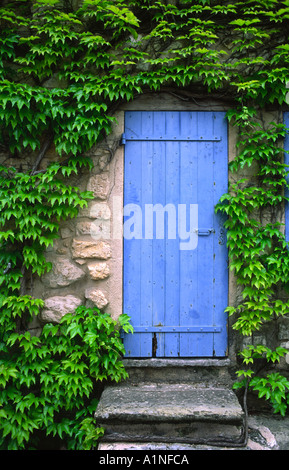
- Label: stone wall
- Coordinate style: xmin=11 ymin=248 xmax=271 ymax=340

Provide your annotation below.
xmin=30 ymin=110 xmax=124 ymax=333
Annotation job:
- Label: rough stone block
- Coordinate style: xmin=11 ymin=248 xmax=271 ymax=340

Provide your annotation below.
xmin=87 ymin=261 xmax=110 ymax=280
xmin=72 ymin=239 xmax=111 ymax=259
xmin=76 ymin=220 xmax=111 ymax=239
xmin=42 ymin=257 xmax=85 ymax=288
xmin=77 ymin=201 xmax=111 ymax=219
xmin=60 ymin=227 xmax=72 ymax=239
xmin=87 ymin=173 xmax=110 ymax=200
xmin=85 ymin=288 xmax=108 ymax=309
xmin=278 ymin=322 xmax=289 ymax=341
xmin=90 ymin=202 xmax=111 ymax=220
xmin=41 ymin=295 xmax=83 ymax=323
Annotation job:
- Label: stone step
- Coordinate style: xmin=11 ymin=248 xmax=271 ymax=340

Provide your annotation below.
xmin=121 ymin=359 xmax=233 ymax=387
xmin=95 ymin=382 xmax=245 ymax=448
xmin=97 ymin=441 xmax=244 ymax=450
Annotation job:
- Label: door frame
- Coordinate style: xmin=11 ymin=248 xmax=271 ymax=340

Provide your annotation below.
xmin=103 ymin=93 xmax=237 ymax=363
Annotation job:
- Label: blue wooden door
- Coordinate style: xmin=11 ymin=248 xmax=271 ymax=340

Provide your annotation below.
xmin=123 ymin=111 xmax=228 ymax=357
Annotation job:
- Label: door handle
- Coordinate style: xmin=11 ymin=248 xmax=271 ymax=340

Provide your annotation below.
xmin=195 ymin=228 xmax=215 ymax=236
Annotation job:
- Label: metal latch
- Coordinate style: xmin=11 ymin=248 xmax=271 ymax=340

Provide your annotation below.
xmin=194 ymin=228 xmax=215 ymax=236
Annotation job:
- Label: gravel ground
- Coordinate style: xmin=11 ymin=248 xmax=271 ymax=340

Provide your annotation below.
xmin=247 ymin=414 xmax=289 ymax=450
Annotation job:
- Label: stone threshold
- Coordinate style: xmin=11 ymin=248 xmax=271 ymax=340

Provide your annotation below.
xmin=122 ymin=358 xmax=231 ymax=368
xmin=95 ymin=357 xmax=244 ymax=449
xmin=95 ymin=382 xmax=245 ymax=448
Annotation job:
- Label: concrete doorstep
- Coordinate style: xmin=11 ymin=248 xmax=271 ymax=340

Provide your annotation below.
xmin=95 ymin=382 xmax=249 ymax=450
xmin=95 ymin=360 xmax=289 ymax=451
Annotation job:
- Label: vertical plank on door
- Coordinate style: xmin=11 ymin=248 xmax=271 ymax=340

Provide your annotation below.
xmin=212 ymin=112 xmax=228 ymax=356
xmin=179 ymin=112 xmax=199 ymax=356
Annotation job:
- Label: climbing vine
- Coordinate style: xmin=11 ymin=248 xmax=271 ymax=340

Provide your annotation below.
xmin=1 ymin=0 xmax=289 ymax=449
xmin=215 ymin=111 xmax=289 ymax=416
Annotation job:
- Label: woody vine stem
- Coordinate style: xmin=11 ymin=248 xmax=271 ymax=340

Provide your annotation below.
xmin=1 ymin=0 xmax=289 ymax=449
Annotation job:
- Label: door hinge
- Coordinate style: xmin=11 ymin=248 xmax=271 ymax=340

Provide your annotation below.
xmin=122 ymin=134 xmax=221 ymax=142
xmin=120 ymin=133 xmax=126 ymax=145
xmin=132 ymin=326 xmax=222 ymax=333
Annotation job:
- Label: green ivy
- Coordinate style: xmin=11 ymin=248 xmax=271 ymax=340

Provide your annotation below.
xmin=2 ymin=0 xmax=289 ymax=449
xmin=233 ymin=345 xmax=289 ymax=416
xmin=0 ymin=157 xmax=94 ymax=302
xmin=0 ymin=305 xmax=133 ymax=449
xmin=215 ymin=112 xmax=289 ymax=415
